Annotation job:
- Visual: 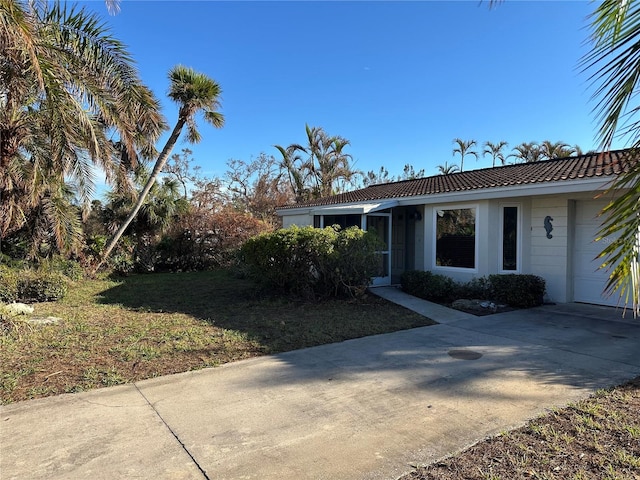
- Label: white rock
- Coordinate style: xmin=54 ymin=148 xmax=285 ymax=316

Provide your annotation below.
xmin=2 ymin=303 xmax=35 ymax=316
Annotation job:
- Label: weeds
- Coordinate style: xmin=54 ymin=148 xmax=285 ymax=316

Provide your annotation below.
xmin=0 ymin=270 xmax=433 ymax=404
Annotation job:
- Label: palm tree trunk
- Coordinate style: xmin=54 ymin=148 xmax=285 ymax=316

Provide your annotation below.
xmin=96 ymin=117 xmax=186 ymax=271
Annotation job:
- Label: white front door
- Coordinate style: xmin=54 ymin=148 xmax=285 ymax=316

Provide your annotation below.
xmin=366 ymin=213 xmax=392 ymax=286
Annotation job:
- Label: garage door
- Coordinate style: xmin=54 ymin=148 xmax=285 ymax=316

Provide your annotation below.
xmin=573 ymin=200 xmax=627 ymax=307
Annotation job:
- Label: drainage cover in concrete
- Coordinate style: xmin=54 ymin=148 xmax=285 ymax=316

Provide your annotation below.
xmin=448 ymin=349 xmax=483 ymax=360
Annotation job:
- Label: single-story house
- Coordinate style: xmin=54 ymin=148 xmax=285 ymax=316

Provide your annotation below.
xmin=276 ymin=149 xmax=636 ymax=308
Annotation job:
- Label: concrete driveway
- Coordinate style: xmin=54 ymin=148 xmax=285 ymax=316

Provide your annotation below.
xmin=2 ymin=300 xmax=640 ymax=480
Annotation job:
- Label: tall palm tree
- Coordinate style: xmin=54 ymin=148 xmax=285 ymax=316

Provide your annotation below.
xmin=581 ymin=0 xmax=640 ymax=315
xmin=274 ymin=143 xmax=310 ymax=202
xmin=98 ymin=66 xmax=224 ymax=269
xmin=276 ymin=125 xmax=358 ymax=201
xmin=0 ymin=0 xmax=166 ymax=253
xmin=452 ymin=138 xmax=477 ymax=172
xmin=483 ymin=141 xmax=508 ymax=167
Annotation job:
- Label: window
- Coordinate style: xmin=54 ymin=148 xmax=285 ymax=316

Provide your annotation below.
xmin=501 ymin=206 xmax=518 ymax=271
xmin=313 ymin=214 xmax=361 ymax=229
xmin=435 ymin=207 xmax=476 ymax=269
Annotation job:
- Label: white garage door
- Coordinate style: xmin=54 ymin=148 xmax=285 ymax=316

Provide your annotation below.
xmin=573 ymin=200 xmax=627 ymax=307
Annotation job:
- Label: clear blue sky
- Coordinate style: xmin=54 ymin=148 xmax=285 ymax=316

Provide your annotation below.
xmin=83 ymin=0 xmax=615 ymax=187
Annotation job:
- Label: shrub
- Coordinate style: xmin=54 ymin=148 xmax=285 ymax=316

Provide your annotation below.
xmin=239 ymin=225 xmax=335 ymax=298
xmin=156 ymin=207 xmax=273 ymax=272
xmin=458 ymin=276 xmax=491 ymax=299
xmin=37 ymin=256 xmax=84 ymax=281
xmin=0 ymin=267 xmax=19 ymax=303
xmin=401 ymin=270 xmax=460 ymax=304
xmin=489 ymin=274 xmax=546 ymax=308
xmin=402 ymin=271 xmax=546 ymax=308
xmin=239 ymin=225 xmax=381 ymax=299
xmin=17 ymin=271 xmax=68 ymax=302
xmin=321 ymin=226 xmax=384 ymax=297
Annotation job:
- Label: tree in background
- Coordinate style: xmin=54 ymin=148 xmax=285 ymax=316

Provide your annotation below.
xmin=508 ymin=141 xmax=582 ymax=164
xmin=483 ymin=141 xmax=509 ymax=167
xmin=436 ymin=162 xmax=460 ymax=175
xmin=362 ymin=166 xmax=392 ymax=186
xmin=362 ymin=164 xmax=426 ymax=186
xmin=509 ymin=142 xmax=544 ymax=163
xmin=99 ymin=66 xmax=224 ymax=269
xmin=452 ymin=138 xmax=478 ymax=172
xmin=163 ymin=149 xmax=198 ymax=199
xmin=95 ymin=171 xmax=189 ymax=272
xmin=539 ymin=140 xmax=577 ymax=159
xmin=0 ymin=0 xmax=165 ymax=255
xmin=275 ymin=125 xmax=359 ymax=201
xmin=225 ymin=154 xmax=294 ymax=226
xmin=274 ymin=144 xmax=309 ymax=202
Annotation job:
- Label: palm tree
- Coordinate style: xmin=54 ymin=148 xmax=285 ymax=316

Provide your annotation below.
xmin=539 ymin=140 xmax=576 ymax=160
xmin=452 ymin=138 xmax=478 ymax=172
xmin=274 ymin=143 xmax=310 ymax=202
xmin=276 ymin=125 xmax=358 ymax=201
xmin=436 ymin=162 xmax=460 ymax=175
xmin=0 ymin=0 xmax=165 ymax=253
xmin=581 ymin=1 xmax=640 ymax=315
xmin=98 ymin=66 xmax=224 ymax=269
xmin=483 ymin=141 xmax=508 ymax=167
xmin=508 ymin=142 xmax=544 ymax=163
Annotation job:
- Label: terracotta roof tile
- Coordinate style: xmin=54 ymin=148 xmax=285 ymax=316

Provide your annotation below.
xmin=280 ymin=149 xmax=635 ymax=209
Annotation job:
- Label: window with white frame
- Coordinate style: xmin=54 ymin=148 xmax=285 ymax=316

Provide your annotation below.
xmin=435 ymin=207 xmax=476 ymax=269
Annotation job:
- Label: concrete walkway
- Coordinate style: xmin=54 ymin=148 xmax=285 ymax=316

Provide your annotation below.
xmin=2 ymin=288 xmax=640 ymax=480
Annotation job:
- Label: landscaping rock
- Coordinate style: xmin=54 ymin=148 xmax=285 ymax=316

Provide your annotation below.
xmin=28 ymin=316 xmax=62 ymax=326
xmin=451 ymin=299 xmax=510 ymax=316
xmin=2 ymin=303 xmax=35 ymax=316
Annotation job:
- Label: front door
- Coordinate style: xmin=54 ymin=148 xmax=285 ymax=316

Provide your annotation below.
xmin=366 ymin=213 xmax=392 ymax=286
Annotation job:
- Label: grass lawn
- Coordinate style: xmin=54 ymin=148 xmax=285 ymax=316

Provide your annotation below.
xmin=2 ymin=270 xmax=639 ymax=479
xmin=0 ymin=270 xmax=434 ymax=404
xmin=402 ymin=378 xmax=640 ymax=480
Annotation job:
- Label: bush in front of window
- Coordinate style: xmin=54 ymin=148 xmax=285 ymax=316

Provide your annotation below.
xmin=238 ymin=225 xmax=381 ymax=299
xmin=401 ymin=271 xmax=546 ymax=308
xmin=488 ymin=274 xmax=546 ymax=308
xmin=400 ymin=270 xmax=461 ymax=304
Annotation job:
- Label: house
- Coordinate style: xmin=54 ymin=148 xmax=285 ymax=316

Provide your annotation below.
xmin=276 ymin=149 xmax=636 ymax=308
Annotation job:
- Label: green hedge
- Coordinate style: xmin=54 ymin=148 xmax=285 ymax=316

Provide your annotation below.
xmin=488 ymin=274 xmax=546 ymax=308
xmin=0 ymin=267 xmax=68 ymax=303
xmin=0 ymin=267 xmax=19 ymax=303
xmin=401 ymin=270 xmax=546 ymax=308
xmin=400 ymin=270 xmax=460 ymax=304
xmin=239 ymin=225 xmax=382 ymax=299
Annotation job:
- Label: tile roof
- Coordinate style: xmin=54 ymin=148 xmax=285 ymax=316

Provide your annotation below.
xmin=279 ymin=149 xmax=635 ymax=209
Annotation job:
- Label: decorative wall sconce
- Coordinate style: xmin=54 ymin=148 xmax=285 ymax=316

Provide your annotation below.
xmin=544 ymin=216 xmax=553 ymax=239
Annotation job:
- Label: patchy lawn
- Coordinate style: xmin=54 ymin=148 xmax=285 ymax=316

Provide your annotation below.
xmin=0 ymin=270 xmax=434 ymax=404
xmin=402 ymin=377 xmax=640 ymax=480
xmin=3 ymin=271 xmax=639 ymax=480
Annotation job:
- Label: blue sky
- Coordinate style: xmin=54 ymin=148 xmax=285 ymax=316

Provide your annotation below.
xmin=84 ymin=0 xmax=614 ymax=188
